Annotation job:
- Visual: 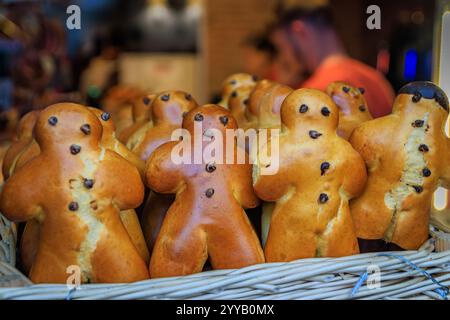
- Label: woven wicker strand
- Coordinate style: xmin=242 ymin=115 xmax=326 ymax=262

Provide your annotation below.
xmin=0 ymin=240 xmax=449 ymax=300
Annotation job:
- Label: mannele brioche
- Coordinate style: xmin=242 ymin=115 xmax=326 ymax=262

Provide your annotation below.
xmin=218 ymin=73 xmax=257 ymax=108
xmin=326 ymin=81 xmax=373 ymax=139
xmin=228 ymin=85 xmax=255 ymax=130
xmin=253 ymin=88 xmax=367 ymax=261
xmin=350 ymin=81 xmax=450 ymax=249
xmin=147 ymin=104 xmax=264 ymax=277
xmin=0 ymin=103 xmax=149 ymax=283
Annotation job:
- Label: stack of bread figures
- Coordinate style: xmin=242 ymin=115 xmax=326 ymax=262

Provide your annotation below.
xmin=1 ymin=75 xmax=449 ymax=284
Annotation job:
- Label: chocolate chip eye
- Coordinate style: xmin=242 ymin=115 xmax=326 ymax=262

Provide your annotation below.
xmin=412 ymin=92 xmax=422 ymax=103
xmin=185 ymin=93 xmax=192 ymax=101
xmin=48 ymin=116 xmax=58 ymax=126
xmin=68 ymin=202 xmax=79 ymax=211
xmin=80 ymin=124 xmax=91 ymax=135
xmin=143 ymin=97 xmax=151 ymax=105
xmin=412 ymin=120 xmax=424 ymax=128
xmin=101 ymin=112 xmax=110 ymax=121
xmin=194 ymin=113 xmax=204 ymax=121
xmin=84 ymin=179 xmax=94 ymax=189
xmin=205 ymin=188 xmax=215 ymax=198
xmin=320 ymin=162 xmax=330 ymax=175
xmin=219 ymin=116 xmax=229 ymax=126
xmin=299 ymin=104 xmax=308 ymax=113
xmin=231 ymin=91 xmax=238 ymax=98
xmin=413 ymin=185 xmax=423 ymax=193
xmin=321 ymin=107 xmax=330 ymax=117
xmin=243 ymin=98 xmax=249 ymax=106
xmin=418 ymin=144 xmax=429 ymax=152
xmin=161 ymin=94 xmax=170 ymax=101
xmin=230 ymin=80 xmax=237 ymax=85
xmin=359 ymin=105 xmax=366 ymax=112
xmin=318 ymin=193 xmax=329 ymax=204
xmin=70 ymin=144 xmax=81 ymax=155
xmin=359 ymin=87 xmax=365 ymax=94
xmin=422 ymin=168 xmax=431 ymax=177
xmin=343 ymin=86 xmax=350 ymax=93
xmin=309 ymin=130 xmax=322 ymax=139
xmin=205 ymin=162 xmax=216 ymax=173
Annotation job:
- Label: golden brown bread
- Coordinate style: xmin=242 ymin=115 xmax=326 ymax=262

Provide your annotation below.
xmin=146 ymin=104 xmax=264 ymax=277
xmin=2 ymin=111 xmax=40 ymax=180
xmin=246 ymin=80 xmax=276 ymax=129
xmin=326 ymin=81 xmax=373 ymax=139
xmin=131 ymin=90 xmax=198 ymax=161
xmin=18 ymin=106 xmax=150 ymax=274
xmin=228 ymin=85 xmax=254 ymax=130
xmin=257 ymin=84 xmax=293 ymax=130
xmin=218 ymin=73 xmax=257 ymax=108
xmin=253 ymin=88 xmax=366 ymax=261
xmin=0 ymin=103 xmax=149 ymax=283
xmin=118 ymin=94 xmax=156 ymax=144
xmin=349 ymin=81 xmax=450 ymax=249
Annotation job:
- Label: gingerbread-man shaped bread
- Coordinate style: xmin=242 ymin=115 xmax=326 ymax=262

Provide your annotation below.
xmin=257 ymin=84 xmax=292 ymax=130
xmin=326 ymin=81 xmax=373 ymax=140
xmin=218 ymin=73 xmax=257 ymax=108
xmin=0 ymin=103 xmax=149 ymax=283
xmin=119 ymin=94 xmax=156 ymax=144
xmin=246 ymin=79 xmax=276 ymax=129
xmin=350 ymin=81 xmax=450 ymax=250
xmin=131 ymin=91 xmax=198 ymax=161
xmin=253 ymin=88 xmax=367 ymax=261
xmin=228 ymin=85 xmax=254 ymax=130
xmin=2 ymin=110 xmax=40 ymax=180
xmin=17 ymin=106 xmax=150 ymax=274
xmin=146 ymin=104 xmax=264 ymax=277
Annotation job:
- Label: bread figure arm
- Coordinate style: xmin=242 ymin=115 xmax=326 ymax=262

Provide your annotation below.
xmin=439 ymin=138 xmax=450 ymax=189
xmin=145 ymin=141 xmax=185 ymax=194
xmin=341 ymin=146 xmax=368 ymax=199
xmin=0 ymin=162 xmax=41 ymax=222
xmin=231 ymin=152 xmax=260 ymax=209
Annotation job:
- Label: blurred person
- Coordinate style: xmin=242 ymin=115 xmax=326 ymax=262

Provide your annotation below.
xmin=240 ymin=33 xmax=277 ymax=81
xmin=270 ymin=6 xmax=395 ymax=118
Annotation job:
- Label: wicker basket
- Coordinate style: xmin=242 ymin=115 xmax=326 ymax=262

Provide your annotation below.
xmin=1 ymin=212 xmax=449 ymax=300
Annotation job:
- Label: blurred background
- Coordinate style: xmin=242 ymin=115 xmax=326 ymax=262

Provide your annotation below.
xmin=0 ymin=0 xmax=448 ymax=124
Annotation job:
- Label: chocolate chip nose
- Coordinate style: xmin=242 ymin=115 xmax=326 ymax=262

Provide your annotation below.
xmin=48 ymin=116 xmax=58 ymax=126
xmin=219 ymin=116 xmax=229 ymax=126
xmin=359 ymin=105 xmax=366 ymax=112
xmin=80 ymin=124 xmax=91 ymax=135
xmin=70 ymin=144 xmax=81 ymax=155
xmin=309 ymin=130 xmax=322 ymax=139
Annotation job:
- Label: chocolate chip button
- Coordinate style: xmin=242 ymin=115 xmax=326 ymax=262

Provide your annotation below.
xmin=70 ymin=144 xmax=81 ymax=155
xmin=320 ymin=162 xmax=330 ymax=175
xmin=309 ymin=130 xmax=322 ymax=139
xmin=412 ymin=120 xmax=424 ymax=128
xmin=412 ymin=92 xmax=422 ymax=103
xmin=413 ymin=186 xmax=423 ymax=194
xmin=422 ymin=168 xmax=431 ymax=177
xmin=101 ymin=112 xmax=110 ymax=121
xmin=299 ymin=104 xmax=308 ymax=113
xmin=321 ymin=107 xmax=330 ymax=117
xmin=205 ymin=188 xmax=215 ymax=198
xmin=80 ymin=124 xmax=91 ymax=135
xmin=219 ymin=116 xmax=229 ymax=126
xmin=194 ymin=113 xmax=204 ymax=121
xmin=68 ymin=202 xmax=79 ymax=211
xmin=359 ymin=105 xmax=366 ymax=112
xmin=48 ymin=116 xmax=58 ymax=126
xmin=359 ymin=87 xmax=365 ymax=94
xmin=418 ymin=144 xmax=429 ymax=152
xmin=318 ymin=193 xmax=329 ymax=204
xmin=143 ymin=97 xmax=151 ymax=105
xmin=205 ymin=162 xmax=216 ymax=173
xmin=84 ymin=179 xmax=94 ymax=189
xmin=343 ymin=86 xmax=350 ymax=93
xmin=161 ymin=94 xmax=170 ymax=101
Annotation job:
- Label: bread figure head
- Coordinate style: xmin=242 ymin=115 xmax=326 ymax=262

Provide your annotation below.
xmin=0 ymin=102 xmax=148 ymax=283
xmin=350 ymin=81 xmax=450 ymax=250
xmin=326 ymin=81 xmax=372 ymax=139
xmin=254 ymin=88 xmax=367 ymax=261
xmin=228 ymin=85 xmax=254 ymax=129
xmin=246 ymin=79 xmax=275 ymax=125
xmin=219 ymin=73 xmax=257 ymax=108
xmin=258 ymin=84 xmax=292 ymax=129
xmin=131 ymin=90 xmax=198 ymax=161
xmin=146 ymin=104 xmax=263 ymax=277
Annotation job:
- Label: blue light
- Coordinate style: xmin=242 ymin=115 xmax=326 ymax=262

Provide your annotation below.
xmin=404 ymin=49 xmax=418 ymax=81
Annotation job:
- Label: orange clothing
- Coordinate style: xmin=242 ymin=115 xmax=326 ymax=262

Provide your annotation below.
xmin=302 ymin=55 xmax=395 ymax=118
